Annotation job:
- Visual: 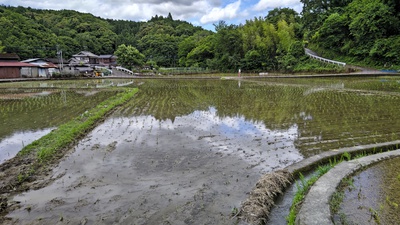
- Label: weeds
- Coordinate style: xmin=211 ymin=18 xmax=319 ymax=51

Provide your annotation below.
xmin=330 ymin=191 xmax=345 ymax=214
xmin=286 ymin=164 xmax=333 ymax=225
xmin=286 ymin=152 xmax=359 ymax=224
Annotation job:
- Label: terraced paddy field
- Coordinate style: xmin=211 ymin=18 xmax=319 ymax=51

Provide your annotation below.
xmin=334 ymin=156 xmax=400 ymax=225
xmin=1 ymin=76 xmax=400 ymax=224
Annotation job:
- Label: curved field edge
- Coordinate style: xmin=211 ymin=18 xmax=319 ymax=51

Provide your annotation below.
xmin=0 ymin=88 xmax=138 ymax=217
xmin=239 ymin=140 xmax=400 ymax=224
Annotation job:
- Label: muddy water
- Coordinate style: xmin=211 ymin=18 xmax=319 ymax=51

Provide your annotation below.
xmin=4 ymin=78 xmax=400 ymax=224
xmin=7 ymin=109 xmax=301 ymax=224
xmin=0 ymin=128 xmax=53 ymax=163
xmin=334 ymin=157 xmax=400 ymax=225
xmin=0 ymin=84 xmax=122 ymax=164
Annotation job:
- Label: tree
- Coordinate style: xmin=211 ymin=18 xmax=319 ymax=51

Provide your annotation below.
xmin=0 ymin=41 xmax=5 ymax=53
xmin=266 ymin=7 xmax=299 ymax=26
xmin=301 ymin=0 xmax=352 ymax=34
xmin=114 ymin=44 xmax=145 ymax=69
xmin=167 ymin=12 xmax=173 ymax=21
xmin=313 ymin=13 xmax=350 ymax=51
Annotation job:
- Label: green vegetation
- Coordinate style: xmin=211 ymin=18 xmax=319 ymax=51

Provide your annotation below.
xmin=114 ymin=44 xmax=145 ymax=70
xmin=2 ymin=1 xmax=400 ymax=71
xmin=0 ymin=40 xmax=4 ymax=53
xmin=287 ymin=151 xmax=367 ymax=224
xmin=286 ymin=164 xmax=333 ymax=224
xmin=0 ymin=5 xmax=345 ymax=73
xmin=302 ymin=0 xmax=400 ymax=69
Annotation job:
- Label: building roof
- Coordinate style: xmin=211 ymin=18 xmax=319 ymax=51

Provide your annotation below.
xmin=99 ymin=55 xmax=117 ymax=59
xmin=21 ymin=59 xmax=58 ymax=68
xmin=0 ymin=62 xmax=38 ymax=67
xmin=41 ymin=62 xmax=58 ymax=68
xmin=0 ymin=53 xmax=20 ymax=61
xmin=46 ymin=58 xmax=69 ymax=64
xmin=21 ymin=58 xmax=42 ymax=63
xmin=73 ymin=51 xmax=99 ymax=58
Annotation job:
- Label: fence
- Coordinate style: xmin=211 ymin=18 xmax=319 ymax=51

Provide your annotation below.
xmin=305 ymin=50 xmax=346 ymax=67
xmin=159 ymin=67 xmax=209 ymax=75
xmin=115 ymin=66 xmax=135 ymax=75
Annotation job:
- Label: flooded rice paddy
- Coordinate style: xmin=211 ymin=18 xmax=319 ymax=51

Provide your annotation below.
xmin=334 ymin=157 xmax=400 ymax=225
xmin=0 ymin=80 xmax=135 ymax=164
xmin=1 ymin=77 xmax=400 ymax=224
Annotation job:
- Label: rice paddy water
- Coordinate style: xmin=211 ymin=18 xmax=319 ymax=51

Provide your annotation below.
xmin=1 ymin=77 xmax=400 ymax=224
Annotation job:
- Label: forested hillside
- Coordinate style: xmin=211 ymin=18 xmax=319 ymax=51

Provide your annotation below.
xmin=302 ymin=0 xmax=400 ymax=68
xmin=1 ymin=1 xmax=399 ymax=72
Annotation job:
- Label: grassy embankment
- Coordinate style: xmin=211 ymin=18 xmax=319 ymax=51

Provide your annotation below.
xmin=16 ymin=88 xmax=138 ymax=182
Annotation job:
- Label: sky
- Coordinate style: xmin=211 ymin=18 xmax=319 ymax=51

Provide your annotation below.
xmin=0 ymin=0 xmax=303 ymax=30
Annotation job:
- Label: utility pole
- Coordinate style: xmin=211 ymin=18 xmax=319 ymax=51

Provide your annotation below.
xmin=56 ymin=45 xmax=63 ymax=71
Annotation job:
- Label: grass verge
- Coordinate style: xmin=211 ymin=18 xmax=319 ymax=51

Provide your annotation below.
xmin=286 ymin=152 xmax=354 ymax=224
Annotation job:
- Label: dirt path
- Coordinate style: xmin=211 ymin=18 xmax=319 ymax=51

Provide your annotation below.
xmin=3 ymin=109 xmax=302 ymax=224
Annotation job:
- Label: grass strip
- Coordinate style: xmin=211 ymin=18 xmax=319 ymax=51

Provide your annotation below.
xmin=18 ymin=88 xmax=138 ymax=162
xmin=286 ymin=164 xmax=333 ymax=224
xmin=286 ymin=152 xmax=353 ymax=224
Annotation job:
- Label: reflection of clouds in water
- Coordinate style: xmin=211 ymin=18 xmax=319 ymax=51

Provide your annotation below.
xmin=91 ymin=106 xmax=303 ymax=172
xmin=0 ymin=128 xmax=54 ymax=164
xmin=100 ymin=106 xmax=300 ymax=146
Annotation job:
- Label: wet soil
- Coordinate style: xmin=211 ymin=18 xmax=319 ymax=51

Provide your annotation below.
xmin=2 ymin=78 xmax=400 ymax=224
xmin=2 ymin=108 xmax=302 ymax=224
xmin=334 ymin=157 xmax=400 ymax=225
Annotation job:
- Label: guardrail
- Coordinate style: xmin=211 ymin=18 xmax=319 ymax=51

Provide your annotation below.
xmin=116 ymin=66 xmax=135 ymax=75
xmin=305 ymin=50 xmax=346 ymax=67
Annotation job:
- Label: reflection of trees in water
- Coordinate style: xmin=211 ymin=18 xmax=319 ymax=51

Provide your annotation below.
xmin=122 ymin=79 xmax=400 ymax=157
xmin=0 ymin=90 xmax=117 ymax=141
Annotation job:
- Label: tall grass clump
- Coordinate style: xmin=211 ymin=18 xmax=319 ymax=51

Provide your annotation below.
xmin=286 ymin=152 xmax=358 ymax=224
xmin=286 ymin=164 xmax=332 ymax=225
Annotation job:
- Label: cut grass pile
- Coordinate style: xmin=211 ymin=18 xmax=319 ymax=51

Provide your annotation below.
xmin=239 ymin=170 xmax=293 ymax=224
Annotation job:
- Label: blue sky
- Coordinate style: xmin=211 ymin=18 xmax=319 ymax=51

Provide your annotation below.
xmin=0 ymin=0 xmax=303 ymax=30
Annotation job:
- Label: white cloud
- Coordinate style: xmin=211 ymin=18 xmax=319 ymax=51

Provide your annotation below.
xmin=200 ymin=0 xmax=241 ymax=24
xmin=0 ymin=0 xmax=302 ymax=27
xmin=253 ymin=0 xmax=302 ymax=12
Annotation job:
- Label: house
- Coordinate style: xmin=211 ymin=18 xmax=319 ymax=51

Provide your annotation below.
xmin=98 ymin=55 xmax=118 ymax=67
xmin=71 ymin=51 xmax=99 ymax=65
xmin=0 ymin=53 xmax=38 ymax=79
xmin=65 ymin=51 xmax=117 ymax=76
xmin=21 ymin=58 xmax=59 ymax=77
xmin=0 ymin=62 xmax=38 ymax=79
xmin=46 ymin=58 xmax=68 ymax=70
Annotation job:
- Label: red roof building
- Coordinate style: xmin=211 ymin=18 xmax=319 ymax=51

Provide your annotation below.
xmin=0 ymin=62 xmax=37 ymax=79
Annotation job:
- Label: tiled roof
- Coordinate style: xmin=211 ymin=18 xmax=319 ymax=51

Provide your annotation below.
xmin=99 ymin=55 xmax=117 ymax=58
xmin=73 ymin=51 xmax=99 ymax=58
